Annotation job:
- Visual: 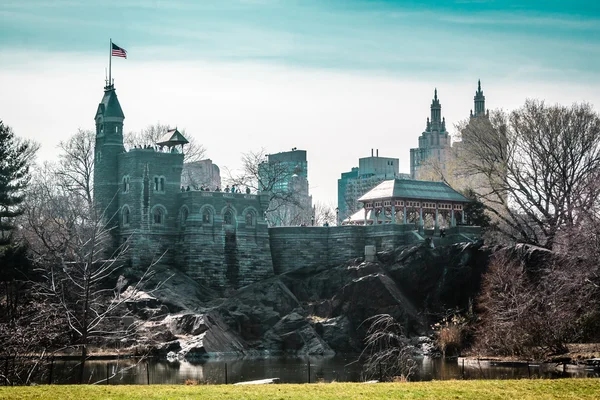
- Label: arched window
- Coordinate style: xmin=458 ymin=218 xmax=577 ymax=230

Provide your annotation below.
xmin=202 ymin=209 xmax=212 ymax=224
xmin=180 ymin=207 xmax=189 ymax=226
xmin=245 ymin=212 xmax=255 ymax=227
xmin=122 ymin=176 xmax=130 ymax=193
xmin=122 ymin=206 xmax=130 ymax=226
xmin=223 ymin=210 xmax=233 ymax=225
xmin=153 ymin=207 xmax=165 ymax=225
xmin=160 ymin=177 xmax=165 ymax=192
xmin=154 ymin=177 xmax=159 ymax=191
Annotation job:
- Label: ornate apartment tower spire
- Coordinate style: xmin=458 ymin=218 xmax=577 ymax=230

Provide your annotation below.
xmin=472 ymin=79 xmax=486 ymax=117
xmin=409 ymin=88 xmax=451 ymax=179
xmin=93 ymin=82 xmax=125 ymax=224
xmin=430 ymin=88 xmax=442 ymax=128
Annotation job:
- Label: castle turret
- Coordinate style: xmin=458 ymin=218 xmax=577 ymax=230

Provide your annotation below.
xmin=473 ymin=79 xmax=486 ymax=117
xmin=93 ymin=83 xmax=125 ymax=225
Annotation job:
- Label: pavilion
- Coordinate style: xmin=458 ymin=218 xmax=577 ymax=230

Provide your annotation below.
xmin=344 ymin=179 xmax=470 ymax=231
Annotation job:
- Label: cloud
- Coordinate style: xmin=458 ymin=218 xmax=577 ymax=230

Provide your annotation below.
xmin=2 ymin=1 xmax=600 ymax=203
xmin=1 ymin=52 xmax=599 ymax=204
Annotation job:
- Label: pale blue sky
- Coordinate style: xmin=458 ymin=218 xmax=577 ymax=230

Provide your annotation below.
xmin=1 ymin=0 xmax=600 ymax=203
xmin=2 ymin=0 xmax=600 ymax=79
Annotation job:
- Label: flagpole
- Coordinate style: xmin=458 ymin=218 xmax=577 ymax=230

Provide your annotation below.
xmin=109 ymin=38 xmax=112 ymax=87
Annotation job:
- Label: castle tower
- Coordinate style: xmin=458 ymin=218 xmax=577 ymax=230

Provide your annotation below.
xmin=93 ymin=83 xmax=125 ymax=225
xmin=472 ymin=79 xmax=486 ymax=117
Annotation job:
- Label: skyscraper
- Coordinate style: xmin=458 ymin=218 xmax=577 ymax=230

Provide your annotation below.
xmin=258 ymin=149 xmax=312 ymax=226
xmin=409 ymin=89 xmax=452 ymax=180
xmin=337 ymin=149 xmax=409 ymax=221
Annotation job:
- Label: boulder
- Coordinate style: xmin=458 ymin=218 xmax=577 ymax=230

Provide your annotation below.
xmin=315 ymin=316 xmax=360 ymax=353
xmin=164 ymin=313 xmax=208 ymax=336
xmin=384 ymin=242 xmax=489 ymax=312
xmin=214 ymin=278 xmax=302 ymax=345
xmin=280 ymin=261 xmax=382 ymax=303
xmin=331 ymin=272 xmax=422 ymax=336
xmin=263 ymin=312 xmax=334 ymax=355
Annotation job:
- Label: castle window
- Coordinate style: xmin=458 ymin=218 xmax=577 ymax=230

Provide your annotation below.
xmin=154 ymin=176 xmax=166 ymax=193
xmin=153 ymin=207 xmax=165 ymax=225
xmin=245 ymin=212 xmax=255 ymax=227
xmin=180 ymin=207 xmax=189 ymax=226
xmin=202 ymin=209 xmax=212 ymax=224
xmin=122 ymin=176 xmax=130 ymax=193
xmin=122 ymin=206 xmax=130 ymax=226
xmin=223 ymin=210 xmax=233 ymax=225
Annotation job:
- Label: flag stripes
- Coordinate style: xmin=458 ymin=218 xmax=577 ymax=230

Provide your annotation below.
xmin=111 ymin=43 xmax=127 ymax=58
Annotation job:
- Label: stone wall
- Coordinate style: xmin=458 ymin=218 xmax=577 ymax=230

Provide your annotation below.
xmin=269 ymin=224 xmax=421 ymax=274
xmin=175 ymin=191 xmax=274 ymax=290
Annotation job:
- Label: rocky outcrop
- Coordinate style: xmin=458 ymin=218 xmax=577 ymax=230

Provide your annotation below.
xmin=147 ymin=312 xmax=248 ymax=359
xmin=131 ymin=241 xmax=498 ymax=359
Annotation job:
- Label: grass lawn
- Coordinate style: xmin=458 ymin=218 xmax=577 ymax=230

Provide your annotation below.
xmin=0 ymin=379 xmax=599 ymax=399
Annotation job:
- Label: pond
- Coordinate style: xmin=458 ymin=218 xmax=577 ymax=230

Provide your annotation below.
xmin=37 ymin=355 xmax=600 ymax=385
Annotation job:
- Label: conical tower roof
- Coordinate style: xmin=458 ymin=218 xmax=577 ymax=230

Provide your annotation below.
xmin=95 ymin=86 xmax=125 ymax=119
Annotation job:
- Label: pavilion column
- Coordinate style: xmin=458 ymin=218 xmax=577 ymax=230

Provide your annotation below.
xmin=419 ymin=204 xmax=423 ymax=228
xmin=391 ymin=204 xmax=396 ymax=224
xmin=461 ymin=205 xmax=466 ymax=224
xmin=403 ymin=204 xmax=407 ymax=224
xmin=434 ymin=203 xmax=439 ymax=232
xmin=364 ymin=207 xmax=367 ymax=225
xmin=451 ymin=206 xmax=455 ymax=227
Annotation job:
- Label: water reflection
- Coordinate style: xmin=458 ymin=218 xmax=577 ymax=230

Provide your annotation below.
xmin=43 ymin=356 xmax=599 ymax=385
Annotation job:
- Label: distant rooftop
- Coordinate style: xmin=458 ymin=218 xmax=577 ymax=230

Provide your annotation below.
xmin=268 ymin=149 xmax=307 ymax=163
xmin=156 ymin=128 xmax=189 ymax=147
xmin=358 ymin=179 xmax=469 ymax=203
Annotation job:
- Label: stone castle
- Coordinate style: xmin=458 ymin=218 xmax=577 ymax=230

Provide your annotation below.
xmin=93 ymin=82 xmax=479 ymax=292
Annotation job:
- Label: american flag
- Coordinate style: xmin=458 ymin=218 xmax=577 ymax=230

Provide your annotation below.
xmin=111 ymin=43 xmax=127 ymax=58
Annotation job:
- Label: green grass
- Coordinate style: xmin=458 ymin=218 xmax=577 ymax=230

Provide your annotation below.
xmin=1 ymin=379 xmax=599 ymax=399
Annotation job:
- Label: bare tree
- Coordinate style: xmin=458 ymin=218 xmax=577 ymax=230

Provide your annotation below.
xmin=125 ymin=122 xmax=206 ymax=163
xmin=226 ymin=148 xmax=311 ymax=226
xmin=455 ymin=101 xmax=600 ymax=250
xmin=359 ymin=314 xmax=417 ymax=381
xmin=312 ymin=201 xmax=337 ymax=226
xmin=21 ymin=163 xmax=165 ymax=383
xmin=473 ymin=246 xmax=600 ymax=358
xmin=56 ymin=129 xmax=95 ymax=208
xmin=473 ymin=251 xmax=539 ymax=357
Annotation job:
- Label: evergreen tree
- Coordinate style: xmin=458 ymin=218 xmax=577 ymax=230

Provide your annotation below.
xmin=0 ymin=120 xmax=34 ymax=322
xmin=0 ymin=120 xmax=31 ymax=246
xmin=462 ymin=187 xmax=491 ymax=228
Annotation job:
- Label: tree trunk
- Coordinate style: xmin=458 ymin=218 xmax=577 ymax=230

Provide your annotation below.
xmin=78 ymin=342 xmax=87 ymax=384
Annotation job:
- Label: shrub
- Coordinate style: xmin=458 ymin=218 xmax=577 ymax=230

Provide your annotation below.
xmin=359 ymin=314 xmax=417 ymax=381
